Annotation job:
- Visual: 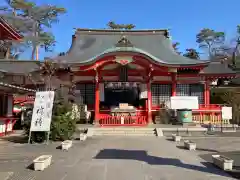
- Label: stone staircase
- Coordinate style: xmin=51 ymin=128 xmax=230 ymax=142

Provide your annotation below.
xmin=87 ymin=127 xmax=157 ymax=136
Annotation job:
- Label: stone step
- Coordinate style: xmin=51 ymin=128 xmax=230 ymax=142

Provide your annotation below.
xmin=92 ymin=127 xmax=156 ymax=136
xmin=93 ymin=128 xmax=155 ymax=131
xmin=93 ymin=133 xmax=156 ymax=136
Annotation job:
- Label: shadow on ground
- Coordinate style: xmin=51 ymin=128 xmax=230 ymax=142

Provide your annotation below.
xmin=1 ymin=135 xmax=28 ymax=144
xmin=95 ymin=149 xmax=230 ymax=178
xmin=200 ymin=151 xmax=240 ymax=179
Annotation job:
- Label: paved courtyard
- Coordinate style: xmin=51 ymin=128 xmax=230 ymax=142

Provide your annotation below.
xmin=0 ymin=136 xmax=236 ymax=180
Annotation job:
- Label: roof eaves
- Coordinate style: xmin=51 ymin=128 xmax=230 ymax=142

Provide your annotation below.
xmin=0 ymin=17 xmax=23 ymax=40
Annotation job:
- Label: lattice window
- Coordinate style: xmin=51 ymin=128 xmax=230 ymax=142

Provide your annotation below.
xmin=190 ymin=84 xmax=204 ymax=104
xmin=76 ymin=83 xmax=95 ymax=106
xmin=86 ymin=84 xmax=95 ymax=105
xmin=76 ymin=84 xmax=86 ymax=104
xmin=176 ymin=84 xmax=190 ymax=96
xmin=151 ymin=84 xmax=171 ymax=106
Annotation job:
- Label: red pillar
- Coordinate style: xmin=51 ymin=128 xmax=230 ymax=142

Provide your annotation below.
xmin=204 ymin=80 xmax=210 ymax=105
xmin=171 ymin=73 xmax=177 ymax=96
xmin=94 ymin=73 xmax=100 ymax=124
xmin=147 ymin=81 xmax=152 ymax=124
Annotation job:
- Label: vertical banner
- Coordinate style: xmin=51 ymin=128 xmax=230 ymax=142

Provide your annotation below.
xmin=100 ymin=83 xmax=105 ymax=102
xmin=30 ymin=91 xmax=55 ymax=132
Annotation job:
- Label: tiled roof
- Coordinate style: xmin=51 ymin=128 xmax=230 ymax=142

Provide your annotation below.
xmin=0 ymin=60 xmax=41 ymax=74
xmin=200 ymin=62 xmax=236 ymax=75
xmin=54 ymin=29 xmax=209 ymax=66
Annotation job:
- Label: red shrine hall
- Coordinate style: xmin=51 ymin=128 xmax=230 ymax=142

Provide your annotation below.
xmin=0 ymin=28 xmax=237 ymax=127
xmin=53 ymin=29 xmax=236 ymax=126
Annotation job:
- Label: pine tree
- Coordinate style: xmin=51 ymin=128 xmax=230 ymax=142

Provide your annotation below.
xmin=0 ymin=0 xmax=66 ymax=60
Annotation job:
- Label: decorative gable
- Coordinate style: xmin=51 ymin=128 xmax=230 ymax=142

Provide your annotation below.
xmin=115 ymin=36 xmax=133 ymax=47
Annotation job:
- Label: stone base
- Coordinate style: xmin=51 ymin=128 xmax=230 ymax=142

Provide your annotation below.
xmin=182 ymin=123 xmax=198 ymax=127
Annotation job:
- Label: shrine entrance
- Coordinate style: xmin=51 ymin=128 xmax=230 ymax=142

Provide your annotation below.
xmin=98 ymin=82 xmax=148 ymax=126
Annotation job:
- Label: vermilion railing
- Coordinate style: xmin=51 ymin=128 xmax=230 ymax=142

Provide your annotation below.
xmin=192 ymin=104 xmax=222 ymax=124
xmin=99 ymin=115 xmax=147 ymax=126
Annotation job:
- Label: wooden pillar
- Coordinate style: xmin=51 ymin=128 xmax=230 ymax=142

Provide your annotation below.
xmin=147 ymin=81 xmax=152 ymax=124
xmin=171 ymin=73 xmax=177 ymax=96
xmin=7 ymin=94 xmax=13 ymax=117
xmin=94 ymin=71 xmax=100 ymax=124
xmin=204 ymin=80 xmax=210 ymax=105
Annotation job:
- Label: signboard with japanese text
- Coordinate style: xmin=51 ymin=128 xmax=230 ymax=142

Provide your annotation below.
xmin=222 ymin=107 xmax=232 ymax=120
xmin=30 ymin=91 xmax=55 ymax=132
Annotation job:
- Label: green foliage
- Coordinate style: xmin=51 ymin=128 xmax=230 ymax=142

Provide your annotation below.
xmin=51 ymin=91 xmax=76 ymax=141
xmin=196 ymin=28 xmax=225 ymax=59
xmin=211 ymin=89 xmax=240 ymax=124
xmin=183 ymin=48 xmax=200 ymax=59
xmin=23 ymin=91 xmax=77 ymax=143
xmin=107 ymin=21 xmax=136 ymax=30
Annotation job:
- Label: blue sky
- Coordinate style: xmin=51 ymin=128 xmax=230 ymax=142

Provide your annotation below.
xmin=11 ymin=0 xmax=240 ymax=59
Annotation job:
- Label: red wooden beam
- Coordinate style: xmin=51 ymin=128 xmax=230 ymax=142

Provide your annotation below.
xmin=0 ymin=18 xmax=22 ymax=40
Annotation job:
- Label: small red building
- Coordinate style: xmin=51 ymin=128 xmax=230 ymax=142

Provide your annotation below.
xmin=0 ymin=17 xmax=35 ymax=135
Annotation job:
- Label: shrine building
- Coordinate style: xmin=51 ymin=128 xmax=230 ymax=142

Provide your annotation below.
xmin=0 ymin=17 xmax=35 ymax=135
xmin=0 ymin=28 xmax=238 ymax=127
xmin=53 ymin=29 xmax=236 ymax=126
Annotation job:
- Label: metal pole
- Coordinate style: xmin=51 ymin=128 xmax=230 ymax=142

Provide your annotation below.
xmin=46 ymin=131 xmax=50 ymax=145
xmin=28 ymin=131 xmax=31 ymax=144
xmin=221 ymin=118 xmax=223 ymax=133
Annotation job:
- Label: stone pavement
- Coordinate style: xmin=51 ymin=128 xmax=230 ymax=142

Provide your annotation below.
xmin=0 ymin=137 xmax=236 ymax=180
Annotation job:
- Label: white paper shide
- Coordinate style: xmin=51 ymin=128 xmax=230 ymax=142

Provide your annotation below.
xmin=30 ymin=91 xmax=55 ymax=132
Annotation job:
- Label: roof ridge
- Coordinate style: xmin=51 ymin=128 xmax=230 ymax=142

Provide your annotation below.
xmin=75 ymin=28 xmax=169 ymax=36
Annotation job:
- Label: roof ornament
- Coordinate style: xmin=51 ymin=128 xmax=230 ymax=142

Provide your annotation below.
xmin=115 ymin=36 xmax=133 ymax=47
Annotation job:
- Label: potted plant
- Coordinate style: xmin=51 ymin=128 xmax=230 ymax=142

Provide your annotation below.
xmin=33 ymin=155 xmax=52 ymax=171
xmin=184 ymin=140 xmax=196 ymax=150
xmin=212 ymin=155 xmax=234 ymax=171
xmin=172 ymin=134 xmax=181 ymax=142
xmin=61 ymin=140 xmax=73 ymax=150
xmin=80 ymin=133 xmax=87 ymax=141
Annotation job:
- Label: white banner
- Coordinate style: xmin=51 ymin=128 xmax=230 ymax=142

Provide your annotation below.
xmin=222 ymin=107 xmax=232 ymax=120
xmin=30 ymin=91 xmax=55 ymax=132
xmin=170 ymin=96 xmax=199 ymax=110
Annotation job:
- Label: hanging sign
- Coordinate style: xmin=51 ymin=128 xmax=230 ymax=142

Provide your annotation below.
xmin=105 ymin=82 xmax=140 ymax=89
xmin=30 ymin=91 xmax=55 ymax=132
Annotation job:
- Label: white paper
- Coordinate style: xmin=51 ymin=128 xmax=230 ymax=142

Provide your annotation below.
xmin=30 ymin=91 xmax=55 ymax=132
xmin=170 ymin=96 xmax=199 ymax=110
xmin=222 ymin=107 xmax=232 ymax=120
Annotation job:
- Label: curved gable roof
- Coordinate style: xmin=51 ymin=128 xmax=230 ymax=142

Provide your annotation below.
xmin=0 ymin=17 xmax=22 ymax=40
xmin=55 ymin=29 xmax=209 ymax=66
